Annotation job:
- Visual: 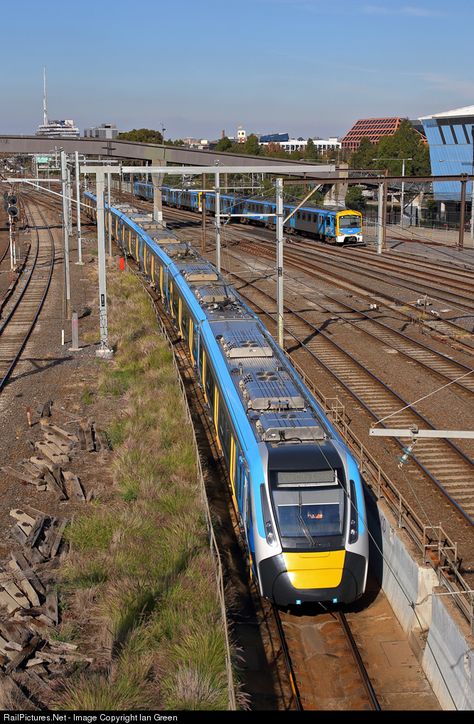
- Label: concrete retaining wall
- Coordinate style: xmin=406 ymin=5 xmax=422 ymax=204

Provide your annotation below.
xmin=367 ymin=495 xmax=473 ymax=710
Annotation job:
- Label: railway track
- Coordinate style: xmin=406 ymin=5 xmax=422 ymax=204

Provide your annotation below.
xmin=221 ymin=264 xmax=474 ymax=524
xmin=279 ymin=273 xmax=474 ymax=395
xmin=122 ymin=191 xmax=474 ymax=351
xmin=271 ymin=604 xmax=381 ymax=710
xmin=0 ymin=199 xmax=55 ymax=391
xmin=234 ymin=238 xmax=474 ymax=354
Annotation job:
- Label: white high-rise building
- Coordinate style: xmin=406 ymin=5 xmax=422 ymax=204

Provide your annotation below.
xmin=35 ymin=67 xmax=80 ymax=139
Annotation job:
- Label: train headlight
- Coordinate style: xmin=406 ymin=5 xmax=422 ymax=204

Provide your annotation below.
xmin=349 ymin=480 xmax=359 ymax=544
xmin=261 ymin=484 xmax=277 ymax=547
xmin=265 ymin=522 xmax=277 ymax=547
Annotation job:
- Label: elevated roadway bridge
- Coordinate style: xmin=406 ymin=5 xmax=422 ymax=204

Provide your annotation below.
xmin=0 ymin=134 xmax=337 ymax=174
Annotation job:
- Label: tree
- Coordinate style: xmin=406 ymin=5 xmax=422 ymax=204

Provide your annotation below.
xmin=215 ymin=136 xmax=233 ymax=152
xmin=349 ymin=137 xmax=374 ymax=169
xmin=117 ymin=128 xmax=163 ymax=144
xmin=264 ymin=142 xmax=288 ymax=159
xmin=305 ymin=138 xmax=317 ymax=160
xmin=243 ymin=134 xmax=261 ymax=156
xmin=345 ymin=186 xmax=366 ymax=211
xmin=355 ymin=120 xmax=431 ymax=176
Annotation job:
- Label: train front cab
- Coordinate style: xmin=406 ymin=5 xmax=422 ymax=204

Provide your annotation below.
xmin=335 ymin=210 xmax=364 ymax=245
xmin=258 ymin=444 xmax=368 ymax=606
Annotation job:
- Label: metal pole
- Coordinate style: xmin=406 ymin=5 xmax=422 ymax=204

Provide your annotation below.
xmin=382 ymin=180 xmax=387 ymax=251
xmin=276 ymin=177 xmax=284 ymax=348
xmin=12 ymin=223 xmax=16 ymax=267
xmin=107 ymin=171 xmax=112 ymax=256
xmin=152 ymin=169 xmax=164 ymax=224
xmin=60 ymin=150 xmax=71 ymax=319
xmin=400 ymin=158 xmax=405 ymax=228
xmin=8 ymin=217 xmax=14 ymax=271
xmin=66 ymin=166 xmax=73 ymax=235
xmin=201 ymin=173 xmax=206 ymax=254
xmin=215 ymin=171 xmax=221 ymax=272
xmin=459 ymin=179 xmax=466 ymax=250
xmin=75 ymin=151 xmax=83 ymax=265
xmin=96 ymin=171 xmax=112 ymax=357
xmin=377 ymin=182 xmax=383 ymax=254
xmin=470 ymin=178 xmax=474 ymax=241
xmin=471 ymin=130 xmax=474 ymax=241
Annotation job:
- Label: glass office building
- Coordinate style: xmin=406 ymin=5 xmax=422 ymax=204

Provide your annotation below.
xmin=420 ymin=106 xmax=474 ymax=202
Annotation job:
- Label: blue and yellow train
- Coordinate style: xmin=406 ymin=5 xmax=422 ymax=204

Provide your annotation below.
xmin=134 ymin=181 xmax=364 ymax=246
xmin=84 ymin=192 xmax=369 ymax=605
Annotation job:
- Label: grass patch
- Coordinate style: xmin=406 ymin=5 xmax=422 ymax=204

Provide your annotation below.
xmin=64 ymin=513 xmax=118 ymax=553
xmin=106 ymin=418 xmax=127 ymax=448
xmin=58 ymin=266 xmax=231 ymax=711
xmin=81 ymin=388 xmax=94 ymax=405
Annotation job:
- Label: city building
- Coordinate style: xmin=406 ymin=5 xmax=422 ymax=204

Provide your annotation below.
xmin=84 ymin=123 xmax=119 ymax=140
xmin=341 ymin=117 xmax=403 ymax=151
xmin=35 ymin=67 xmax=80 ymax=139
xmin=36 ymin=119 xmax=80 ymax=138
xmin=420 ymin=105 xmax=474 ymax=202
xmin=259 ymin=133 xmax=341 ymax=154
xmin=182 ymin=137 xmax=210 ymax=150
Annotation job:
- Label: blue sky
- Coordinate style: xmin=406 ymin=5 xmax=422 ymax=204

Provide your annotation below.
xmin=1 ymin=0 xmax=472 ymax=140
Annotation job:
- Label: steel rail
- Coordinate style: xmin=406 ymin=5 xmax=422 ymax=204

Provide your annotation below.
xmin=236 ymin=238 xmax=474 ymax=356
xmin=271 ymin=604 xmax=303 ymax=710
xmin=337 ymin=612 xmax=381 ymax=711
xmin=0 ymin=200 xmax=55 ymax=391
xmin=287 ymin=242 xmax=474 ymax=311
xmin=280 ymin=275 xmax=474 ymax=395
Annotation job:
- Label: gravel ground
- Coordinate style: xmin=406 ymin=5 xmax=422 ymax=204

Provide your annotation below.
xmin=0 ymin=204 xmax=116 ymax=563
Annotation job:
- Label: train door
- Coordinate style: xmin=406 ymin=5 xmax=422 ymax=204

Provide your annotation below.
xmin=169 ymin=280 xmax=175 ymax=317
xmin=178 ymin=297 xmax=183 ymax=337
xmin=201 ymin=348 xmax=208 ymax=403
xmin=236 ymin=455 xmax=246 ymax=514
xmin=243 ymin=473 xmax=255 ymax=577
xmin=159 ymin=264 xmax=164 ymax=300
xmin=325 ymin=215 xmax=333 ymax=241
xmin=229 ymin=437 xmax=237 ymax=508
xmin=188 ymin=318 xmax=194 ymax=364
xmin=192 ymin=320 xmax=199 ymax=367
xmin=214 ymin=386 xmax=222 ymax=452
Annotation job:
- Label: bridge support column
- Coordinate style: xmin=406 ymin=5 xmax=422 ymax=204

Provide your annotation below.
xmin=151 ymin=159 xmax=166 ymax=226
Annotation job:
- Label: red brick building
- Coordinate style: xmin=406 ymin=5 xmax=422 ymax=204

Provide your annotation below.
xmin=341 ymin=117 xmax=403 ymax=151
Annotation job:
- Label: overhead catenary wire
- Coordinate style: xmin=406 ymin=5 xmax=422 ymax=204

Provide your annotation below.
xmin=374 ymin=368 xmax=474 ymax=426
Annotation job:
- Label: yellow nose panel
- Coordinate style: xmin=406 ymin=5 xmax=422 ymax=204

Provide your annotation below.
xmin=282 ymin=550 xmax=345 ymax=589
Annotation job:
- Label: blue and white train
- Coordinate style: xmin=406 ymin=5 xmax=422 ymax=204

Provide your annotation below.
xmin=134 ymin=181 xmax=365 ymax=246
xmin=84 ymin=192 xmax=369 ymax=605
